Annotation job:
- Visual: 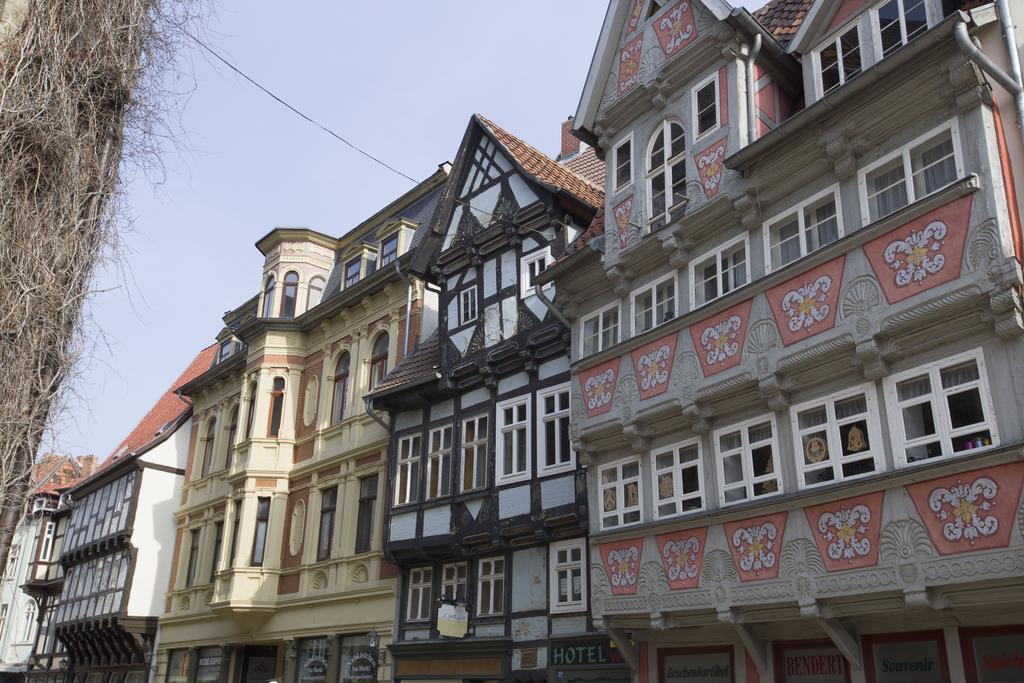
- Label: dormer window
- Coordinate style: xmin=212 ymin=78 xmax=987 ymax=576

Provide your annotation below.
xmin=379 ymin=234 xmax=399 ymax=268
xmin=817 ymin=25 xmax=862 ymax=95
xmin=876 ymin=0 xmax=929 ymax=58
xmin=261 ymin=276 xmax=275 ymax=318
xmin=280 ymin=271 xmax=299 ymax=319
xmin=345 ymin=258 xmax=361 ymax=288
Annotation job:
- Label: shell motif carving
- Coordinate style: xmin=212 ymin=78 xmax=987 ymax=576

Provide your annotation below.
xmin=639 ymin=560 xmax=669 ymax=594
xmin=179 ymin=595 xmax=190 ymax=611
xmin=640 ymin=46 xmax=666 ymax=87
xmin=840 ymin=276 xmax=882 ymax=321
xmin=351 ymin=563 xmax=369 ymax=584
xmin=744 ymin=319 xmax=779 ymax=358
xmin=967 ymin=223 xmax=1001 ymax=271
xmin=780 ymin=538 xmax=825 ymax=577
xmin=312 ymin=570 xmax=328 ymax=590
xmin=701 ymin=549 xmax=739 ymax=586
xmin=591 ymin=563 xmax=611 ymax=594
xmin=879 ymin=519 xmax=935 ymax=563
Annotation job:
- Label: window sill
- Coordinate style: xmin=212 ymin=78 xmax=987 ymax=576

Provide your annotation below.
xmin=495 ymin=474 xmax=531 ymax=487
xmin=537 ymin=463 xmax=576 ymax=479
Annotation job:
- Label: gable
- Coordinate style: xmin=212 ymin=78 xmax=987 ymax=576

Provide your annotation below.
xmin=440 ymin=130 xmax=541 ymax=252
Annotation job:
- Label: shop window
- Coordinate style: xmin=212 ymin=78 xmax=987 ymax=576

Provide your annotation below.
xmin=581 ymin=303 xmax=620 ymax=357
xmin=460 ymin=415 xmax=488 ymax=492
xmin=426 ymin=425 xmax=453 ymax=499
xmin=715 ymin=416 xmax=781 ymax=506
xmin=297 ymin=638 xmax=328 ymax=683
xmin=598 ymin=457 xmax=642 ymax=530
xmin=354 ymin=475 xmax=377 ymax=554
xmin=549 ymin=539 xmax=586 ymax=613
xmin=860 ymin=121 xmax=960 ymax=221
xmin=537 ymin=384 xmax=572 ymax=475
xmin=441 ymin=562 xmax=467 ymax=602
xmin=338 ymin=635 xmax=377 ymax=682
xmin=166 ymin=650 xmax=191 ymax=683
xmin=631 ymin=273 xmax=676 ymax=335
xmin=406 ymin=567 xmax=432 ymax=622
xmin=477 ymin=557 xmax=505 ymax=617
xmin=496 ymin=396 xmax=530 ymax=485
xmin=863 ymin=631 xmax=948 ymax=683
xmin=195 ymin=647 xmax=223 ymax=683
xmin=691 ymin=236 xmax=747 ymax=309
xmin=792 ymin=385 xmax=883 ymax=488
xmin=394 ymin=435 xmax=420 ymax=506
xmin=960 ymin=626 xmax=1024 ymax=683
xmin=651 ymin=439 xmax=703 ymax=519
xmin=885 ymin=349 xmax=997 ymax=467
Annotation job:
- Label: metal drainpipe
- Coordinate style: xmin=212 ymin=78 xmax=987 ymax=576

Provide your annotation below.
xmin=996 ymin=0 xmax=1024 ymax=134
xmin=534 ymin=283 xmax=570 ymax=327
xmin=954 ymin=19 xmax=1023 ymax=98
xmin=746 ymin=33 xmax=763 ymax=143
xmin=363 ymin=395 xmax=390 ymax=431
xmin=393 ymin=259 xmax=413 ymax=358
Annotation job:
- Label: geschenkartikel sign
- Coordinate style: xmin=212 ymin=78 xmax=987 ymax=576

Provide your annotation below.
xmin=663 ymin=651 xmax=731 ymax=682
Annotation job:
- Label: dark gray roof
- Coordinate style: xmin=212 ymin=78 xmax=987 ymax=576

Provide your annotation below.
xmin=368 ymin=332 xmax=440 ymax=397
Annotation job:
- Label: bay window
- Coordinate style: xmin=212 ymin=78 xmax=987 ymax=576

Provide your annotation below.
xmin=632 ymin=274 xmax=677 ymax=335
xmin=599 ymin=457 xmax=642 ymax=530
xmin=765 ymin=187 xmax=841 ymax=271
xmin=581 ymin=303 xmax=620 ymax=357
xmin=250 ymin=497 xmax=271 ymax=567
xmin=652 ymin=440 xmax=703 ymax=519
xmin=791 ymin=386 xmax=883 ymax=488
xmin=267 ymin=377 xmax=285 ymax=438
xmin=691 ymin=236 xmax=748 ymax=308
xmin=715 ymin=417 xmax=781 ymax=505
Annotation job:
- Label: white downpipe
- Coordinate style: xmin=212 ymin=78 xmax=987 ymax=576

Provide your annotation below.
xmin=746 ymin=33 xmax=763 ymax=143
xmin=995 ymin=0 xmax=1024 ymax=134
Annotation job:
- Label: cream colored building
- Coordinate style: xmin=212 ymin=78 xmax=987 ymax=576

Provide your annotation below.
xmin=155 ymin=166 xmax=447 ymax=683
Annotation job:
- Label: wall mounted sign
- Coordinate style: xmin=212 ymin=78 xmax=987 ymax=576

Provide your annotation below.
xmin=777 ymin=644 xmax=849 ymax=683
xmin=766 ymin=256 xmax=846 ymax=346
xmin=863 ymin=194 xmax=973 ymax=305
xmin=660 ymin=649 xmax=733 ymax=683
xmin=905 ymin=461 xmax=1024 ymax=555
xmin=437 ymin=601 xmax=469 ymax=638
xmin=804 ymin=491 xmax=885 ymax=572
xmin=550 ymin=639 xmax=626 ymax=667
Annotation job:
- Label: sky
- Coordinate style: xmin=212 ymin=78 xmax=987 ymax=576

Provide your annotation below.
xmin=54 ymin=0 xmax=765 ymax=461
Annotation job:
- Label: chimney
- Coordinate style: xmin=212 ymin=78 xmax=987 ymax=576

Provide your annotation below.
xmin=559 ymin=116 xmax=580 ymax=160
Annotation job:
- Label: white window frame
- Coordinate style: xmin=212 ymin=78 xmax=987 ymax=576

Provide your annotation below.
xmin=406 ymin=567 xmax=433 ymax=622
xmin=651 ymin=438 xmax=705 ymax=520
xmin=39 ymin=521 xmax=56 ymax=562
xmin=714 ymin=415 xmax=782 ymax=507
xmin=458 ymin=287 xmax=478 ymax=327
xmin=520 ymin=247 xmax=553 ymax=298
xmin=495 ymin=396 xmax=532 ymax=485
xmin=537 ymin=383 xmax=574 ymax=476
xmin=883 ymin=348 xmax=999 ymax=469
xmin=18 ymin=599 xmax=36 ymax=644
xmin=549 ymin=539 xmax=587 ymax=614
xmin=630 ymin=273 xmax=678 ymax=337
xmin=460 ymin=415 xmax=488 ymax=492
xmin=858 ymin=119 xmax=963 ymax=223
xmin=598 ymin=456 xmax=643 ymax=531
xmin=440 ymin=562 xmax=467 ymax=603
xmin=580 ymin=302 xmax=621 ymax=357
xmin=476 ymin=556 xmax=505 ymax=617
xmin=5 ymin=545 xmax=18 ymax=579
xmin=691 ymin=70 xmax=721 ymax=140
xmin=790 ymin=384 xmax=885 ymax=489
xmin=612 ymin=132 xmax=634 ymax=193
xmin=762 ymin=185 xmax=844 ymax=273
xmin=871 ymin=0 xmax=934 ymax=61
xmin=813 ymin=24 xmax=862 ymax=98
xmin=645 ymin=119 xmax=689 ymax=230
xmin=394 ymin=435 xmax=420 ymax=506
xmin=426 ymin=425 xmax=453 ymax=500
xmin=689 ymin=234 xmax=749 ymax=310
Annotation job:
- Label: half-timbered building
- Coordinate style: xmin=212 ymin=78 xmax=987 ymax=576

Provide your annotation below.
xmin=53 ymin=345 xmax=215 ymax=683
xmin=551 ymin=0 xmax=1024 ymax=681
xmin=368 ymin=115 xmax=620 ymax=683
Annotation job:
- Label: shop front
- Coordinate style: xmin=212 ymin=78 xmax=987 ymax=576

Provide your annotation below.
xmin=389 ymin=639 xmax=510 ymax=683
xmin=960 ymin=626 xmax=1024 ymax=683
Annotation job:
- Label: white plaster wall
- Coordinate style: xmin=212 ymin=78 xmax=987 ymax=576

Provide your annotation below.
xmin=128 ymin=417 xmax=189 ymax=617
xmin=0 ymin=515 xmax=40 ymax=668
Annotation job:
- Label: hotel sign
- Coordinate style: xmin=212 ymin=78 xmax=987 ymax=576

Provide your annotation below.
xmin=550 ymin=639 xmax=625 ymax=667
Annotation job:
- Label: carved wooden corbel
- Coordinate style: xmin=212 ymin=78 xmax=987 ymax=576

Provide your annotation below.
xmin=854 ymin=337 xmax=889 ymax=380
xmin=606 ymin=264 xmax=634 ymax=298
xmin=644 ymin=76 xmax=671 ymax=111
xmin=680 ymin=402 xmax=713 ymax=434
xmin=622 ymin=418 xmax=651 ymax=455
xmin=985 ymin=258 xmax=1024 ymax=337
xmin=819 ymin=618 xmax=863 ymax=671
xmin=757 ymin=373 xmax=790 ymax=411
xmin=594 ymin=121 xmax=615 ymax=153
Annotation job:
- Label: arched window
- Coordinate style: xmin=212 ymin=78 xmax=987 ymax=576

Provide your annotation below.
xmin=245 ymin=381 xmax=258 ymax=438
xmin=280 ymin=271 xmax=299 ymax=319
xmin=646 ymin=121 xmax=687 ymax=232
xmin=201 ymin=418 xmax=217 ymax=477
xmin=226 ymin=405 xmax=239 ymax=469
xmin=307 ymin=276 xmax=326 ymax=310
xmin=268 ymin=377 xmax=286 ymax=438
xmin=261 ymin=276 xmax=276 ymax=318
xmin=20 ymin=599 xmax=36 ymax=643
xmin=369 ymin=334 xmax=389 ymax=390
xmin=332 ymin=353 xmax=351 ymax=424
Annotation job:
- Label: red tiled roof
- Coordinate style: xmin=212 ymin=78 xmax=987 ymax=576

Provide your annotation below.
xmin=752 ymin=0 xmax=813 ymax=47
xmin=563 ymin=146 xmax=605 ymax=189
xmin=476 ymin=114 xmax=604 ymax=209
xmin=102 ymin=343 xmax=218 ymax=467
xmin=31 ymin=454 xmax=97 ymax=495
xmin=557 ymin=206 xmax=605 ymax=264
